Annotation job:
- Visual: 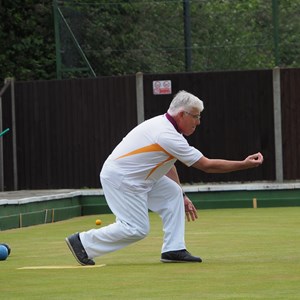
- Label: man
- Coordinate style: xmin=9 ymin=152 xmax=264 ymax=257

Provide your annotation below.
xmin=66 ymin=90 xmax=263 ymax=265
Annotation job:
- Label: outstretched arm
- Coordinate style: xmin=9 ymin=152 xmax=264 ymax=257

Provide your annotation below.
xmin=192 ymin=152 xmax=264 ymax=173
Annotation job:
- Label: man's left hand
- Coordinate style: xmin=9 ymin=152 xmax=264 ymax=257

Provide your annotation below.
xmin=184 ymin=195 xmax=198 ymax=222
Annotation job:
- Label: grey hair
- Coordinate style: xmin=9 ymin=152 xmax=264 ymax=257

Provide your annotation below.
xmin=167 ymin=90 xmax=204 ymax=116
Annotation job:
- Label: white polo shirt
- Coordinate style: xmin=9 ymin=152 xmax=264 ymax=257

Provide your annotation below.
xmin=100 ymin=114 xmax=202 ymax=192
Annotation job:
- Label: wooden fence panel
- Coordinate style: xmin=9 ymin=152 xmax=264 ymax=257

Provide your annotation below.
xmin=143 ymin=70 xmax=275 ymax=183
xmin=281 ymin=68 xmax=300 ymax=179
xmin=4 ymin=68 xmax=300 ymax=190
xmin=13 ymin=76 xmax=136 ymax=189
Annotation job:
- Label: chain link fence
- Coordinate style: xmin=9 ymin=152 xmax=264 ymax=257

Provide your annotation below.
xmin=54 ymin=0 xmax=300 ymax=78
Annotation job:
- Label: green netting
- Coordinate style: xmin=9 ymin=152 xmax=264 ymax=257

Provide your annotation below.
xmin=54 ymin=0 xmax=300 ymax=78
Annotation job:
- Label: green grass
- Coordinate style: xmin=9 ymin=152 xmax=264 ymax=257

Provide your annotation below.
xmin=1 ymin=207 xmax=300 ymax=299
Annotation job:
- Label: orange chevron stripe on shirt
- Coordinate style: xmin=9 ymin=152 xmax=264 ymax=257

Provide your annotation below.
xmin=116 ymin=143 xmax=175 ymax=179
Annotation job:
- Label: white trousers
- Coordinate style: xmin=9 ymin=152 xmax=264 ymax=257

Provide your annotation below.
xmin=80 ymin=176 xmax=186 ymax=259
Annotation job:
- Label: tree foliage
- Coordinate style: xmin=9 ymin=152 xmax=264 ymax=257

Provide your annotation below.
xmin=0 ymin=0 xmax=299 ymax=81
xmin=0 ymin=0 xmax=55 ymax=82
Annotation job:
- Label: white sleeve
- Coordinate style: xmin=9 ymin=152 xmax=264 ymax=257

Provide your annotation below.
xmin=157 ymin=130 xmax=203 ymax=167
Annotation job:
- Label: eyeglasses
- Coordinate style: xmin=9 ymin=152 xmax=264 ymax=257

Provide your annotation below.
xmin=184 ymin=111 xmax=201 ymax=120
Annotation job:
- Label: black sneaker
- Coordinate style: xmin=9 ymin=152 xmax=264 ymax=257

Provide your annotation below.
xmin=65 ymin=233 xmax=95 ymax=266
xmin=160 ymin=249 xmax=202 ymax=263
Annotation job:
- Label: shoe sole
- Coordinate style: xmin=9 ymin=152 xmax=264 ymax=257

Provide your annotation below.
xmin=160 ymin=258 xmax=202 ymax=263
xmin=65 ymin=237 xmax=87 ymax=266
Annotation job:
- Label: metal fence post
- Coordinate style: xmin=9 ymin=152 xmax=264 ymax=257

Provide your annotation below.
xmin=0 ymin=79 xmax=18 ymax=191
xmin=0 ymin=90 xmax=3 ymax=191
xmin=272 ymin=0 xmax=280 ymax=66
xmin=183 ymin=0 xmax=192 ymax=72
xmin=0 ymin=80 xmax=11 ymax=191
xmin=10 ymin=78 xmax=18 ymax=190
xmin=53 ymin=0 xmax=62 ymax=79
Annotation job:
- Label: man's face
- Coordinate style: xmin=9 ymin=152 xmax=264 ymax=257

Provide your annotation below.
xmin=177 ymin=108 xmax=201 ymax=136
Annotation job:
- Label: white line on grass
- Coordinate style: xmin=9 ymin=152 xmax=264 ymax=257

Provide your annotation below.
xmin=17 ymin=264 xmax=106 ymax=270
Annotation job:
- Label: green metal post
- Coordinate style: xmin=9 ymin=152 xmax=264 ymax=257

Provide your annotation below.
xmin=53 ymin=0 xmax=62 ymax=79
xmin=183 ymin=0 xmax=192 ymax=72
xmin=272 ymin=0 xmax=280 ymax=66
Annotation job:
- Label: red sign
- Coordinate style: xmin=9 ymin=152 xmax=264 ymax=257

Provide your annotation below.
xmin=153 ymin=80 xmax=172 ymax=95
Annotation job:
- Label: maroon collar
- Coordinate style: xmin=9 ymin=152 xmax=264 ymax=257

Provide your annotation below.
xmin=165 ymin=113 xmax=180 ymax=133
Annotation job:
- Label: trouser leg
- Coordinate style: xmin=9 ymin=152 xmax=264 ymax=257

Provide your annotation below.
xmin=148 ymin=176 xmax=186 ymax=253
xmin=80 ymin=178 xmax=150 ymax=259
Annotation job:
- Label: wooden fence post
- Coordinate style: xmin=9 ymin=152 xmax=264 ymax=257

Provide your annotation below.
xmin=136 ymin=72 xmax=144 ymax=124
xmin=273 ymin=67 xmax=283 ymax=182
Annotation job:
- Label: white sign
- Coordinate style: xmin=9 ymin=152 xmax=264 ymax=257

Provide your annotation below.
xmin=153 ymin=80 xmax=172 ymax=95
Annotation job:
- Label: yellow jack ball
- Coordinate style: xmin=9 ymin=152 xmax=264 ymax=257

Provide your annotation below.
xmin=95 ymin=219 xmax=102 ymax=226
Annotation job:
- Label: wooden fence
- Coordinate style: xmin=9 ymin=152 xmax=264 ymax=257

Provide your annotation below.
xmin=1 ymin=68 xmax=299 ymax=190
xmin=280 ymin=68 xmax=300 ymax=180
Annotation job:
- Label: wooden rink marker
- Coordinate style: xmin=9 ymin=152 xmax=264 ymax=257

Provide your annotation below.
xmin=52 ymin=208 xmax=55 ymax=223
xmin=253 ymin=197 xmax=257 ymax=209
xmin=44 ymin=209 xmax=48 ymax=223
xmin=19 ymin=213 xmax=23 ymax=228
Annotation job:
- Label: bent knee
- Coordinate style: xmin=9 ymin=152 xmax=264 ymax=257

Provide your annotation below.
xmin=131 ymin=226 xmax=149 ymax=240
xmin=121 ymin=222 xmax=149 ymax=241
